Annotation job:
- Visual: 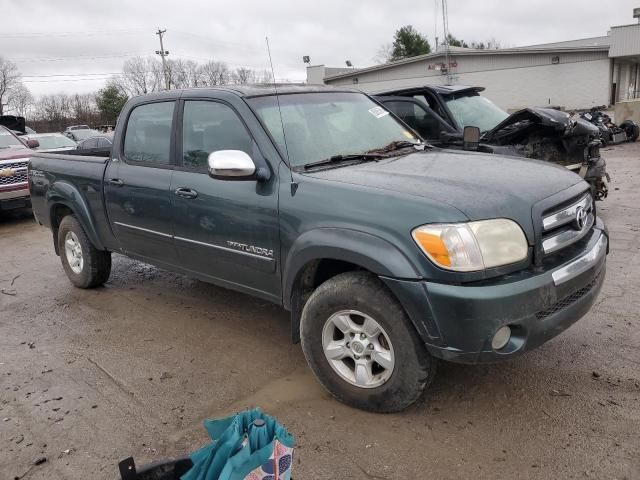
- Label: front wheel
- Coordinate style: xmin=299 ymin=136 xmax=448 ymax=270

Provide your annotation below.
xmin=57 ymin=215 xmax=111 ymax=288
xmin=300 ymin=271 xmax=436 ymax=412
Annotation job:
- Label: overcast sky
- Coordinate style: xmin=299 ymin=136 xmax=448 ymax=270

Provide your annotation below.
xmin=4 ymin=0 xmax=640 ymax=96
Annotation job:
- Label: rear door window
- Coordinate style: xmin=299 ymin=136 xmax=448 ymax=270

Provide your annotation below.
xmin=123 ymin=102 xmax=175 ymax=165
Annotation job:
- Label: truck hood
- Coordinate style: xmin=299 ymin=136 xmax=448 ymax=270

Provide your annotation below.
xmin=303 ymin=149 xmax=585 ymax=233
xmin=0 ymin=146 xmax=32 ymax=161
xmin=483 ymin=107 xmax=599 ymax=141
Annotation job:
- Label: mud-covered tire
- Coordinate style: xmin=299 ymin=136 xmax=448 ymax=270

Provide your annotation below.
xmin=621 ymin=120 xmax=640 ymax=142
xmin=300 ymin=271 xmax=436 ymax=412
xmin=57 ymin=215 xmax=111 ymax=288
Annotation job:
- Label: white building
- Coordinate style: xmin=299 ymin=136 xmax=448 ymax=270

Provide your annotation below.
xmin=309 ymin=11 xmax=640 ymax=111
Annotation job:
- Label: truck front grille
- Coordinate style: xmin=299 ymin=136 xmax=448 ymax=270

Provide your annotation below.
xmin=540 ymin=193 xmax=594 ymax=256
xmin=0 ymin=160 xmax=29 ymax=188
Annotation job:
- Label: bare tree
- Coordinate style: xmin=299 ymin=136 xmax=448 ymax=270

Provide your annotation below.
xmin=199 ymin=60 xmax=231 ymax=86
xmin=113 ymin=57 xmax=163 ymax=96
xmin=71 ymin=93 xmax=97 ymax=125
xmin=0 ymin=56 xmax=20 ymax=115
xmin=167 ymin=59 xmax=201 ymax=89
xmin=231 ymin=67 xmax=256 ymax=85
xmin=373 ymin=43 xmax=394 ymax=64
xmin=7 ymin=83 xmax=33 ymax=118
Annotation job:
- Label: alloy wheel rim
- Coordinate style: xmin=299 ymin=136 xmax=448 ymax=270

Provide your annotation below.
xmin=321 ymin=309 xmax=395 ymax=389
xmin=64 ymin=231 xmax=83 ymax=274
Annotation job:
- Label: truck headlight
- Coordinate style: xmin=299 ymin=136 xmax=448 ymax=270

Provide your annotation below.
xmin=412 ymin=219 xmax=528 ymax=271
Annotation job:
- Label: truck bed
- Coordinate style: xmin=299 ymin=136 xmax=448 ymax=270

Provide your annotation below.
xmin=29 ymin=152 xmax=110 ymax=235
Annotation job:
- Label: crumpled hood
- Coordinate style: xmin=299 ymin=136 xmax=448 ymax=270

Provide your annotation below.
xmin=484 ymin=107 xmax=599 ymax=141
xmin=304 ymin=149 xmax=585 ymax=239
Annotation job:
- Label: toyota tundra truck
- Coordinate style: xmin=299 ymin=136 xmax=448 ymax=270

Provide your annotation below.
xmin=28 ymin=85 xmax=608 ymax=412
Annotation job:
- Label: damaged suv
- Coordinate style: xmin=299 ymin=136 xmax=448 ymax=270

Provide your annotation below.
xmin=377 ymin=85 xmax=609 ymax=200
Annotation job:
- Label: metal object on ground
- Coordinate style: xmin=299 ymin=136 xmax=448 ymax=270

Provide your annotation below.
xmin=118 ymin=456 xmax=193 ymax=480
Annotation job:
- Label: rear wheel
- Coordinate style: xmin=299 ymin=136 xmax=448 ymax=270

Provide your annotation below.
xmin=57 ymin=215 xmax=111 ymax=288
xmin=300 ymin=271 xmax=436 ymax=412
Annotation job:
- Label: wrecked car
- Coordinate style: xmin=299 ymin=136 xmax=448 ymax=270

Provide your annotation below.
xmin=376 ymin=85 xmax=609 ymax=200
xmin=579 ymin=107 xmax=639 ymax=145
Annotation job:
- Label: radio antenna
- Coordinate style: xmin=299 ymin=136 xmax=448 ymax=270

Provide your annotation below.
xmin=265 ymin=36 xmax=296 ymax=192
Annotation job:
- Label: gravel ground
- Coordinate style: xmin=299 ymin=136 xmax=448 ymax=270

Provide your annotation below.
xmin=1 ymin=143 xmax=639 ymax=480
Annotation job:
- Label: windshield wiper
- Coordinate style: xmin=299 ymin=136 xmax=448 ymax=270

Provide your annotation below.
xmin=367 ymin=140 xmax=424 ymax=154
xmin=302 ymin=153 xmax=384 ymax=170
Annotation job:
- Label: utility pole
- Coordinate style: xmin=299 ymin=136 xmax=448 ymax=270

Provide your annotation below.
xmin=155 ymin=28 xmax=170 ymax=90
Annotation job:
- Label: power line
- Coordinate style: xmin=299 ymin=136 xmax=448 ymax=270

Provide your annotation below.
xmin=21 ymin=72 xmax=122 ymax=78
xmin=12 ymin=53 xmax=147 ymax=63
xmin=0 ymin=29 xmax=146 ymax=38
xmin=171 ymin=30 xmax=303 ymax=57
xmin=22 ymin=77 xmax=114 ymax=84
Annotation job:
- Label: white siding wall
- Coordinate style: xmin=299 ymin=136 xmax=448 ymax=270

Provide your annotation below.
xmin=326 ymin=51 xmax=611 ymax=110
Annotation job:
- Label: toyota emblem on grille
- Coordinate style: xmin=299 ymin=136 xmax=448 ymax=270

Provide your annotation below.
xmin=574 ymin=206 xmax=588 ymax=231
xmin=0 ymin=168 xmax=16 ymax=178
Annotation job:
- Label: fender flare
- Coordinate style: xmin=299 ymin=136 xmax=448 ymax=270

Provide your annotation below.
xmin=282 ymin=227 xmax=420 ymax=310
xmin=47 ymin=180 xmax=106 ymax=252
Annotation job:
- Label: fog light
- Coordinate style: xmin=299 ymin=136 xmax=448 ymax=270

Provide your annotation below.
xmin=492 ymin=326 xmax=511 ymax=350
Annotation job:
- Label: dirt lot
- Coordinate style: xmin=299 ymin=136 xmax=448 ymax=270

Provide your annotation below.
xmin=1 ymin=143 xmax=639 ymax=480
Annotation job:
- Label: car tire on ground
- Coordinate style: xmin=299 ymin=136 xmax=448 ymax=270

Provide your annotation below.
xmin=300 ymin=271 xmax=436 ymax=413
xmin=620 ymin=120 xmax=640 ymax=142
xmin=57 ymin=215 xmax=111 ymax=288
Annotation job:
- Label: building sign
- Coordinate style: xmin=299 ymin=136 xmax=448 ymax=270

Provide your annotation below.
xmin=428 ymin=61 xmax=458 ymax=71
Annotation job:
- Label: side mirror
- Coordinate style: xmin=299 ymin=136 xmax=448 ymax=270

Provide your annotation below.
xmin=207 ymin=150 xmax=256 ymax=180
xmin=462 ymin=126 xmax=480 ymax=151
xmin=26 ymin=138 xmax=40 ymax=149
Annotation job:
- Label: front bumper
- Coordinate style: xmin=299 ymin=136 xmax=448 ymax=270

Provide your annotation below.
xmin=383 ymin=222 xmax=608 ymax=364
xmin=0 ymin=185 xmax=31 ymax=210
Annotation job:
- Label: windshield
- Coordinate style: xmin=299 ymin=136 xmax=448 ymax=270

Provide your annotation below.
xmin=444 ymin=93 xmax=509 ymax=133
xmin=71 ymin=129 xmax=100 ymax=141
xmin=34 ymin=135 xmax=77 ymax=150
xmin=248 ymin=92 xmax=420 ymax=167
xmin=0 ymin=128 xmax=25 ymax=149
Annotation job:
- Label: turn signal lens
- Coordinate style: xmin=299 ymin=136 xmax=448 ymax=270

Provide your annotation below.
xmin=412 ymin=219 xmax=528 ymax=272
xmin=412 ymin=230 xmax=451 ymax=266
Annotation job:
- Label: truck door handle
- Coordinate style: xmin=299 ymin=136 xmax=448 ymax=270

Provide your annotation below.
xmin=108 ymin=178 xmax=124 ymax=186
xmin=175 ymin=187 xmax=198 ymax=199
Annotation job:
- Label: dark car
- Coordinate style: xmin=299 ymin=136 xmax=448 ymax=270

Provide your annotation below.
xmin=75 ymin=135 xmax=113 ymax=157
xmin=29 ymin=85 xmax=607 ymax=412
xmin=376 ymin=85 xmax=609 ymax=200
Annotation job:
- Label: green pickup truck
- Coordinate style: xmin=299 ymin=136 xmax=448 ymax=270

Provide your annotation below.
xmin=29 ymin=85 xmax=608 ymax=412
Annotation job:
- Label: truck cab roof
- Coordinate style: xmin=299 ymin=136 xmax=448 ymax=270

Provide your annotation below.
xmin=129 ymin=84 xmax=359 ymax=103
xmin=377 ymin=85 xmax=485 ymax=97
